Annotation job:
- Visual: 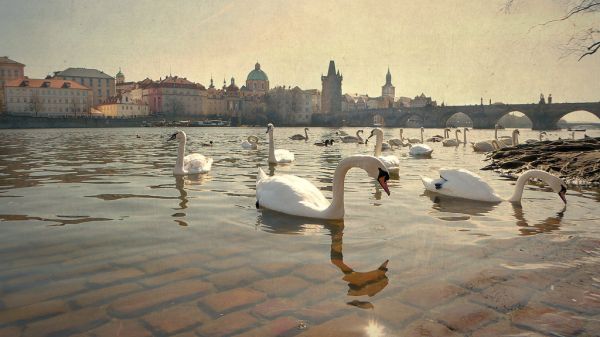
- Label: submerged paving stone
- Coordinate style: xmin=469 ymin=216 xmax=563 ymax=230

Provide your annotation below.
xmin=293 ymin=263 xmax=339 ymax=283
xmin=510 ymin=304 xmax=585 ymax=336
xmin=139 ymin=253 xmax=212 ymax=274
xmin=251 ymin=275 xmax=311 ymax=297
xmin=251 ymin=298 xmax=303 ymax=319
xmin=396 ymin=280 xmax=466 ymax=309
xmin=232 ymin=315 xmax=298 ymax=337
xmin=295 ymin=313 xmax=368 ymax=337
xmin=433 ymin=300 xmax=499 ymax=333
xmin=108 ymin=279 xmax=214 ymax=317
xmin=140 ymin=267 xmax=208 ymax=287
xmin=471 ymin=319 xmax=546 ymax=337
xmin=21 ymin=306 xmax=109 ymax=337
xmin=87 ymin=267 xmax=144 ymax=285
xmin=399 ymin=319 xmax=463 ymax=337
xmin=254 ymin=262 xmax=295 ymax=275
xmin=205 ymin=267 xmax=261 ymax=290
xmin=450 ymin=266 xmax=513 ymax=291
xmin=0 ymin=326 xmax=21 ymax=337
xmin=84 ymin=319 xmax=152 ymax=337
xmin=0 ymin=299 xmax=68 ymax=324
xmin=372 ymin=298 xmax=421 ymax=329
xmin=2 ymin=278 xmax=87 ymax=308
xmin=201 ymin=288 xmax=267 ymax=314
xmin=142 ymin=302 xmax=211 ymax=334
xmin=469 ymin=282 xmax=532 ymax=313
xmin=203 ymin=256 xmax=249 ymax=271
xmin=538 ymin=282 xmax=600 ymax=315
xmin=196 ymin=311 xmax=257 ymax=336
xmin=73 ymin=283 xmax=143 ymax=307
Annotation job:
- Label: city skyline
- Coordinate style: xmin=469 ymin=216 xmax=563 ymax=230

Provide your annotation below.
xmin=1 ymin=0 xmax=599 ymax=112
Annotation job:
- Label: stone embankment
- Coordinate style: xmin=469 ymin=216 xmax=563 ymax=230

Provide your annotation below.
xmin=482 ymin=137 xmax=600 ymax=186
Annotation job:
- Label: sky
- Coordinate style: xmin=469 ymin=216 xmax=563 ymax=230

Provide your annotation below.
xmin=1 ymin=0 xmax=599 ymax=121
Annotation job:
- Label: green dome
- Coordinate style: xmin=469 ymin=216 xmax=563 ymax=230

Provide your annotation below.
xmin=247 ymin=62 xmax=268 ymax=82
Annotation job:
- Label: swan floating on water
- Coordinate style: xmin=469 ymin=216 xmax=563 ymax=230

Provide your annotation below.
xmin=442 ymin=129 xmax=461 ymax=147
xmin=525 ymin=131 xmax=547 ymax=144
xmin=406 ymin=142 xmax=433 ymax=157
xmin=339 ymin=130 xmax=365 ymax=144
xmin=266 ymin=123 xmax=295 ymax=164
xmin=256 ymin=155 xmax=391 ymax=219
xmin=367 ymin=128 xmax=400 ymax=175
xmin=290 ymin=128 xmax=309 ymax=141
xmin=168 ymin=130 xmax=213 ymax=175
xmin=241 ymin=136 xmax=259 ymax=149
xmin=421 ymin=168 xmax=567 ymax=204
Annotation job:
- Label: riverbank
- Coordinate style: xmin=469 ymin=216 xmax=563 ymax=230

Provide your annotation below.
xmin=482 ymin=137 xmax=600 ymax=186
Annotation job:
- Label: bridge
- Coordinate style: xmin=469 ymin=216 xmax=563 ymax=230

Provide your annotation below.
xmin=319 ymin=102 xmax=600 ymax=130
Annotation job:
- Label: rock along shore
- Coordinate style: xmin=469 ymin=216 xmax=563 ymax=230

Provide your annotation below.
xmin=482 ymin=137 xmax=600 ymax=186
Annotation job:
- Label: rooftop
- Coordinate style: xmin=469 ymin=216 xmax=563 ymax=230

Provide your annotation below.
xmin=54 ymin=68 xmax=114 ymax=79
xmin=4 ymin=78 xmax=91 ymax=90
xmin=0 ymin=56 xmax=25 ymax=66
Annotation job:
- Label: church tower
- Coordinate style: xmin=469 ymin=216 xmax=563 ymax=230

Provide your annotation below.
xmin=321 ymin=60 xmax=342 ymax=114
xmin=381 ymin=68 xmax=395 ymax=100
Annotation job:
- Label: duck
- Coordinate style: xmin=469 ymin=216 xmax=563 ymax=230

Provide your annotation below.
xmin=201 ymin=141 xmax=214 ymax=147
xmin=442 ymin=128 xmax=461 ymax=147
xmin=168 ymin=130 xmax=213 ymax=175
xmin=367 ymin=128 xmax=400 ymax=175
xmin=266 ymin=123 xmax=295 ymax=164
xmin=421 ymin=168 xmax=567 ymax=204
xmin=339 ymin=130 xmax=365 ymax=144
xmin=290 ymin=127 xmax=310 ymax=141
xmin=314 ymin=139 xmax=334 ymax=147
xmin=256 ymin=155 xmax=391 ymax=219
xmin=241 ymin=136 xmax=259 ymax=149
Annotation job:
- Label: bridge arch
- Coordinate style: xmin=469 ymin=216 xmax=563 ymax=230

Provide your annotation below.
xmin=497 ymin=111 xmax=533 ymax=129
xmin=445 ymin=112 xmax=473 ymax=127
xmin=437 ymin=110 xmax=475 ymax=128
xmin=556 ymin=110 xmax=600 ymax=128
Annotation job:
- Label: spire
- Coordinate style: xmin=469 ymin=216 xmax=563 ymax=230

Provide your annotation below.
xmin=385 ymin=67 xmax=392 ymax=85
xmin=327 ymin=60 xmax=336 ymax=76
xmin=209 ymin=75 xmax=214 ymax=89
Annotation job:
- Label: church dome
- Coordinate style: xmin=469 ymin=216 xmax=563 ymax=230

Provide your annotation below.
xmin=246 ymin=62 xmax=268 ymax=82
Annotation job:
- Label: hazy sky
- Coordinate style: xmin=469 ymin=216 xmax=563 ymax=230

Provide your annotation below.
xmin=1 ymin=0 xmax=599 ymax=116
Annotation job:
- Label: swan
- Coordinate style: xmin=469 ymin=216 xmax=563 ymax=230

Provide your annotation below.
xmin=241 ymin=135 xmax=259 ymax=149
xmin=266 ymin=123 xmax=295 ymax=164
xmin=168 ymin=130 xmax=213 ymax=175
xmin=462 ymin=128 xmax=469 ymax=146
xmin=340 ymin=130 xmax=365 ymax=144
xmin=388 ymin=129 xmax=404 ymax=147
xmin=290 ymin=128 xmax=309 ymax=141
xmin=405 ymin=128 xmax=421 ymax=144
xmin=421 ymin=168 xmax=567 ymax=204
xmin=256 ymin=155 xmax=391 ymax=219
xmin=367 ymin=128 xmax=400 ymax=175
xmin=525 ymin=131 xmax=547 ymax=144
xmin=442 ymin=129 xmax=461 ymax=147
xmin=472 ymin=125 xmax=504 ymax=152
xmin=406 ymin=142 xmax=433 ymax=157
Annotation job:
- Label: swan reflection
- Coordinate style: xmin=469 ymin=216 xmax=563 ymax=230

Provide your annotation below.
xmin=424 ymin=192 xmax=497 ymax=216
xmin=173 ymin=174 xmax=209 ymax=226
xmin=257 ymin=210 xmax=389 ymax=308
xmin=513 ymin=203 xmax=566 ymax=236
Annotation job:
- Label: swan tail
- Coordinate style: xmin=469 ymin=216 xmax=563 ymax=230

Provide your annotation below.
xmin=420 ymin=176 xmax=437 ymax=192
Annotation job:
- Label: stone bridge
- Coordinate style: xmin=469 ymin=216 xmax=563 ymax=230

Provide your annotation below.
xmin=331 ymin=102 xmax=600 ymax=130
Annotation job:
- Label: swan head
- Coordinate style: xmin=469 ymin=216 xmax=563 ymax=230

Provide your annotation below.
xmin=305 ymin=127 xmax=309 ymax=131
xmin=513 ymin=129 xmax=520 ymax=135
xmin=367 ymin=128 xmax=382 ymax=140
xmin=527 ymin=170 xmax=568 ymax=204
xmin=168 ymin=130 xmax=186 ymax=142
xmin=354 ymin=156 xmax=391 ymax=196
xmin=266 ymin=123 xmax=274 ymax=134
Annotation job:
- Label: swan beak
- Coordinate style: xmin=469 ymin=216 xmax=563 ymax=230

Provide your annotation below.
xmin=378 ymin=177 xmax=390 ymax=196
xmin=168 ymin=133 xmax=177 ymax=141
xmin=559 ymin=186 xmax=567 ymax=204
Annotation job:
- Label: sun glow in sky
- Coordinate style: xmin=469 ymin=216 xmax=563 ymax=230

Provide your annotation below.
xmin=1 ymin=0 xmax=599 ymax=117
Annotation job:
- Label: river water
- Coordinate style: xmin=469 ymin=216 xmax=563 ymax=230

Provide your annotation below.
xmin=0 ymin=127 xmax=599 ymax=336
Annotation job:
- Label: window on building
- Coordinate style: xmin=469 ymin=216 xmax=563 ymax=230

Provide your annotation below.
xmin=98 ymin=89 xmax=102 ymax=97
xmin=0 ymin=69 xmax=4 ymax=76
xmin=107 ymin=90 xmax=109 ymax=97
xmin=98 ymin=78 xmax=102 ymax=86
xmin=106 ymin=79 xmax=109 ymax=86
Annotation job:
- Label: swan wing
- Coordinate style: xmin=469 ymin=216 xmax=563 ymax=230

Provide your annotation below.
xmin=428 ymin=169 xmax=502 ymax=202
xmin=184 ymin=153 xmax=212 ymax=173
xmin=256 ymin=173 xmax=329 ymax=217
xmin=410 ymin=144 xmax=433 ymax=156
xmin=379 ymin=155 xmax=400 ymax=169
xmin=472 ymin=141 xmax=494 ymax=152
xmin=241 ymin=140 xmax=253 ymax=149
xmin=274 ymin=149 xmax=295 ymax=163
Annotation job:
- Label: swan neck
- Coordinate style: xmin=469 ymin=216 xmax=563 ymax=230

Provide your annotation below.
xmin=494 ymin=127 xmax=498 ymax=140
xmin=325 ymin=157 xmax=355 ymax=218
xmin=305 ymin=129 xmax=308 ymax=139
xmin=455 ymin=130 xmax=460 ymax=142
xmin=463 ymin=130 xmax=467 ymax=144
xmin=374 ymin=131 xmax=382 ymax=157
xmin=175 ymin=139 xmax=186 ymax=173
xmin=356 ymin=130 xmax=363 ymax=142
xmin=268 ymin=130 xmax=275 ymax=162
xmin=420 ymin=128 xmax=424 ymax=143
xmin=508 ymin=171 xmax=534 ymax=202
xmin=513 ymin=131 xmax=518 ymax=145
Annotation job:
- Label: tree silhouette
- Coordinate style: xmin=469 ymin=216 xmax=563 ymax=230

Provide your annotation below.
xmin=504 ymin=0 xmax=600 ymax=60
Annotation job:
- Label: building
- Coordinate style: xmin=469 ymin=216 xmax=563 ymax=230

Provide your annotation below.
xmin=3 ymin=78 xmax=92 ymax=116
xmin=267 ymin=86 xmax=321 ymax=125
xmin=95 ymin=95 xmax=149 ymax=118
xmin=52 ymin=68 xmax=115 ymax=106
xmin=321 ymin=60 xmax=342 ymax=114
xmin=0 ymin=57 xmax=26 ymax=113
xmin=245 ymin=62 xmax=269 ymax=95
xmin=115 ymin=68 xmax=137 ymax=95
xmin=140 ymin=75 xmax=205 ymax=115
xmin=410 ymin=93 xmax=437 ymax=108
xmin=381 ymin=68 xmax=395 ymax=108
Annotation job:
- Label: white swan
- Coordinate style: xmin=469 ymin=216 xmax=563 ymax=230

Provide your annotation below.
xmin=290 ymin=128 xmax=309 ymax=141
xmin=241 ymin=136 xmax=259 ymax=150
xmin=405 ymin=128 xmax=421 ymax=144
xmin=266 ymin=123 xmax=295 ymax=164
xmin=388 ymin=129 xmax=404 ymax=147
xmin=367 ymin=128 xmax=400 ymax=175
xmin=421 ymin=169 xmax=567 ymax=204
xmin=406 ymin=142 xmax=433 ymax=157
xmin=525 ymin=131 xmax=547 ymax=144
xmin=442 ymin=129 xmax=461 ymax=147
xmin=256 ymin=155 xmax=391 ymax=219
xmin=168 ymin=130 xmax=213 ymax=175
xmin=340 ymin=130 xmax=365 ymax=144
xmin=462 ymin=127 xmax=469 ymax=146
